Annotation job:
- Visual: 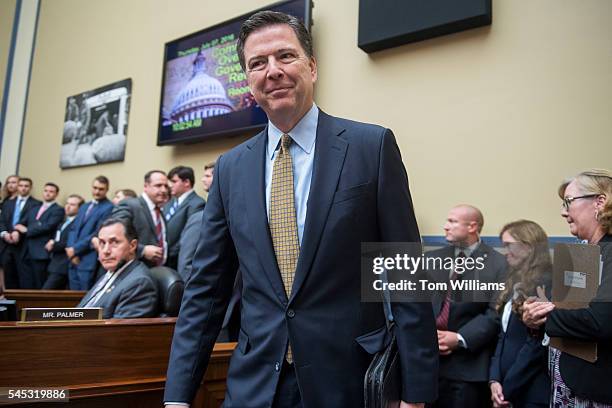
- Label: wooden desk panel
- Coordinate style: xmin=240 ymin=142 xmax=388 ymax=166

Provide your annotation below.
xmin=0 ymin=318 xmax=234 ymax=407
xmin=3 ymin=289 xmax=86 ymax=312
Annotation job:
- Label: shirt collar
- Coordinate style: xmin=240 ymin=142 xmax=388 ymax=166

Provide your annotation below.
xmin=454 ymin=239 xmax=481 ymax=257
xmin=267 ymin=103 xmax=318 ymax=160
xmin=177 ymin=189 xmax=194 ymax=206
xmin=141 ymin=192 xmax=157 ymax=211
xmin=107 ymin=259 xmax=134 ymax=275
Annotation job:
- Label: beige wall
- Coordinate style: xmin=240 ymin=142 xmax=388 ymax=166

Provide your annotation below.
xmin=18 ymin=0 xmax=612 ymax=237
xmin=0 ymin=0 xmax=17 ymax=121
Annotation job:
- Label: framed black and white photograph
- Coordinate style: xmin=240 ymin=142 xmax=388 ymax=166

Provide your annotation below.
xmin=60 ymin=78 xmax=132 ymax=168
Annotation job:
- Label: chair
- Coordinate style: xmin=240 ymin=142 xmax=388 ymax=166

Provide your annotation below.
xmin=148 ymin=266 xmax=184 ymax=317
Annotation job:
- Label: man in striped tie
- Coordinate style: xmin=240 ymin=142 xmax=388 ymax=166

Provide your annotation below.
xmin=112 ymin=170 xmax=169 ymax=267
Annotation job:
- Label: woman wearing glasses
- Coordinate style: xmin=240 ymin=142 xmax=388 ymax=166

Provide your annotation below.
xmin=489 ymin=220 xmax=552 ymax=408
xmin=523 ymin=169 xmax=612 ymax=407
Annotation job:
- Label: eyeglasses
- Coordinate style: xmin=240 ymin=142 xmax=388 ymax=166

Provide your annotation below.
xmin=561 ymin=194 xmax=599 ymax=211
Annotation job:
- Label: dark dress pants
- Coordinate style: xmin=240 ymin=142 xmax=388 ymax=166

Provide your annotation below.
xmin=2 ymin=245 xmax=21 ymax=288
xmin=429 ymin=378 xmax=490 ymax=408
xmin=272 ymin=361 xmax=302 ymax=408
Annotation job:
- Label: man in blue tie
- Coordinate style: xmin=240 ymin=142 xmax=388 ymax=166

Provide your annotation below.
xmin=0 ymin=177 xmax=41 ymax=288
xmin=66 ymin=176 xmax=113 ymax=290
xmin=42 ymin=194 xmax=84 ymax=289
xmin=163 ymin=166 xmax=205 ymax=270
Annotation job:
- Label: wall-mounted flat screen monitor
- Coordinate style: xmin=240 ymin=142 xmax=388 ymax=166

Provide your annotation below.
xmin=158 ymin=0 xmax=312 ymax=145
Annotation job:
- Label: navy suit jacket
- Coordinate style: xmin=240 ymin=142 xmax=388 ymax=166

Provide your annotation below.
xmin=67 ymin=199 xmax=113 ymax=271
xmin=47 ymin=217 xmax=76 ymax=275
xmin=21 ymin=203 xmax=65 ymax=260
xmin=0 ymin=196 xmax=42 ymax=236
xmin=426 ymin=243 xmax=507 ymax=382
xmin=489 ymin=311 xmax=550 ymax=406
xmin=164 ymin=192 xmax=205 ymax=259
xmin=164 ymin=112 xmax=439 ymax=407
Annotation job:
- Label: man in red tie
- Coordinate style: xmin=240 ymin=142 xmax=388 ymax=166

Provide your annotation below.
xmin=424 ymin=205 xmax=507 ymax=408
xmin=15 ymin=182 xmax=65 ymax=288
xmin=111 ymin=170 xmax=169 ymax=267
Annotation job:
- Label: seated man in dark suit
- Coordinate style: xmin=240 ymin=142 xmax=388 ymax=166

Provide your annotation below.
xmin=78 ymin=217 xmax=158 ymax=318
xmin=426 ymin=205 xmax=507 ymax=408
xmin=112 ymin=170 xmax=169 ymax=267
xmin=42 ymin=194 xmax=84 ymax=289
xmin=163 ymin=166 xmax=205 ymax=270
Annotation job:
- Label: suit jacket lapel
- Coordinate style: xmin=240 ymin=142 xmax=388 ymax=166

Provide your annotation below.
xmin=139 ymin=196 xmax=158 ymax=237
xmin=290 ymin=112 xmax=348 ymax=303
xmin=243 ymin=129 xmax=289 ymax=305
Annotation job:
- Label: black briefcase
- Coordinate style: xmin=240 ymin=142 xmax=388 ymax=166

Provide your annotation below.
xmin=364 ymin=326 xmax=401 ymax=408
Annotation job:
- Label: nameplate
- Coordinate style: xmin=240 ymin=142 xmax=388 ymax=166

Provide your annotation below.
xmin=21 ymin=308 xmax=103 ymax=322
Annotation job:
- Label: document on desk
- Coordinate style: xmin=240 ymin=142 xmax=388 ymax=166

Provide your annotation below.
xmin=550 ymin=243 xmax=600 ymax=362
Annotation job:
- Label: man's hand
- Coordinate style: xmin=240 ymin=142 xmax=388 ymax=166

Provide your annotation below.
xmin=522 ymin=295 xmax=554 ymax=329
xmin=489 ymin=381 xmax=509 ymax=407
xmin=400 ymin=402 xmax=424 ymax=408
xmin=10 ymin=231 xmax=20 ymax=244
xmin=70 ymin=256 xmax=80 ymax=266
xmin=142 ymin=245 xmax=163 ymax=262
xmin=45 ymin=239 xmax=55 ymax=252
xmin=2 ymin=233 xmax=13 ymax=244
xmin=437 ymin=330 xmax=459 ymax=355
xmin=14 ymin=224 xmax=27 ymax=234
xmin=65 ymin=247 xmax=75 ymax=259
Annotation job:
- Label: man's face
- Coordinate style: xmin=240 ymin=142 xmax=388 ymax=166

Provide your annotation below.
xmin=443 ymin=207 xmax=473 ymax=245
xmin=144 ymin=172 xmax=169 ymax=206
xmin=201 ymin=168 xmax=214 ymax=192
xmin=64 ymin=197 xmax=81 ymax=217
xmin=17 ymin=180 xmax=31 ymax=197
xmin=91 ymin=180 xmax=109 ymax=201
xmin=42 ymin=185 xmax=58 ymax=202
xmin=243 ymin=24 xmax=317 ymax=130
xmin=169 ymin=175 xmax=190 ymax=198
xmin=6 ymin=176 xmax=19 ymax=194
xmin=97 ymin=223 xmax=137 ymax=272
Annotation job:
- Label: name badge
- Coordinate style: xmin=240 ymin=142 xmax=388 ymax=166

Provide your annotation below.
xmin=20 ymin=308 xmax=103 ymax=322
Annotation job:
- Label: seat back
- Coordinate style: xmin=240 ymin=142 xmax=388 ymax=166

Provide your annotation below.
xmin=148 ymin=266 xmax=184 ymax=317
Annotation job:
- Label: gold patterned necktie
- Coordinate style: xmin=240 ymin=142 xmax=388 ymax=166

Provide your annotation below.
xmin=269 ymin=134 xmax=300 ymax=363
xmin=269 ymin=134 xmax=300 ymax=298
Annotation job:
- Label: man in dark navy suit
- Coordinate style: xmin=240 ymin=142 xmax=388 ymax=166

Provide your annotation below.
xmin=163 ymin=166 xmax=205 ymax=270
xmin=42 ymin=194 xmax=84 ymax=289
xmin=0 ymin=177 xmax=41 ymax=288
xmin=165 ymin=11 xmax=438 ymax=408
xmin=66 ymin=176 xmax=113 ymax=290
xmin=15 ymin=182 xmax=65 ymax=288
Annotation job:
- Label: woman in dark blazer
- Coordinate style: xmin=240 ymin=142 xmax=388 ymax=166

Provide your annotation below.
xmin=489 ymin=220 xmax=551 ymax=408
xmin=523 ymin=169 xmax=612 ymax=407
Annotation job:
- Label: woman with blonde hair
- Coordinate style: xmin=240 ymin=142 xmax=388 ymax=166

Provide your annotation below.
xmin=523 ymin=169 xmax=612 ymax=406
xmin=489 ymin=220 xmax=552 ymax=408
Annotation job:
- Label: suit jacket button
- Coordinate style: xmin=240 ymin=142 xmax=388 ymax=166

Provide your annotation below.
xmin=275 ymin=362 xmax=280 ymax=372
xmin=287 ymin=309 xmax=295 ymax=318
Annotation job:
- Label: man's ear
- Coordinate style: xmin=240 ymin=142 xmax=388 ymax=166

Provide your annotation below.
xmin=129 ymin=239 xmax=138 ymax=252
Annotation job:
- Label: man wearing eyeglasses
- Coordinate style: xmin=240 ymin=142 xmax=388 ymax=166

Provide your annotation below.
xmin=424 ymin=204 xmax=507 ymax=408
